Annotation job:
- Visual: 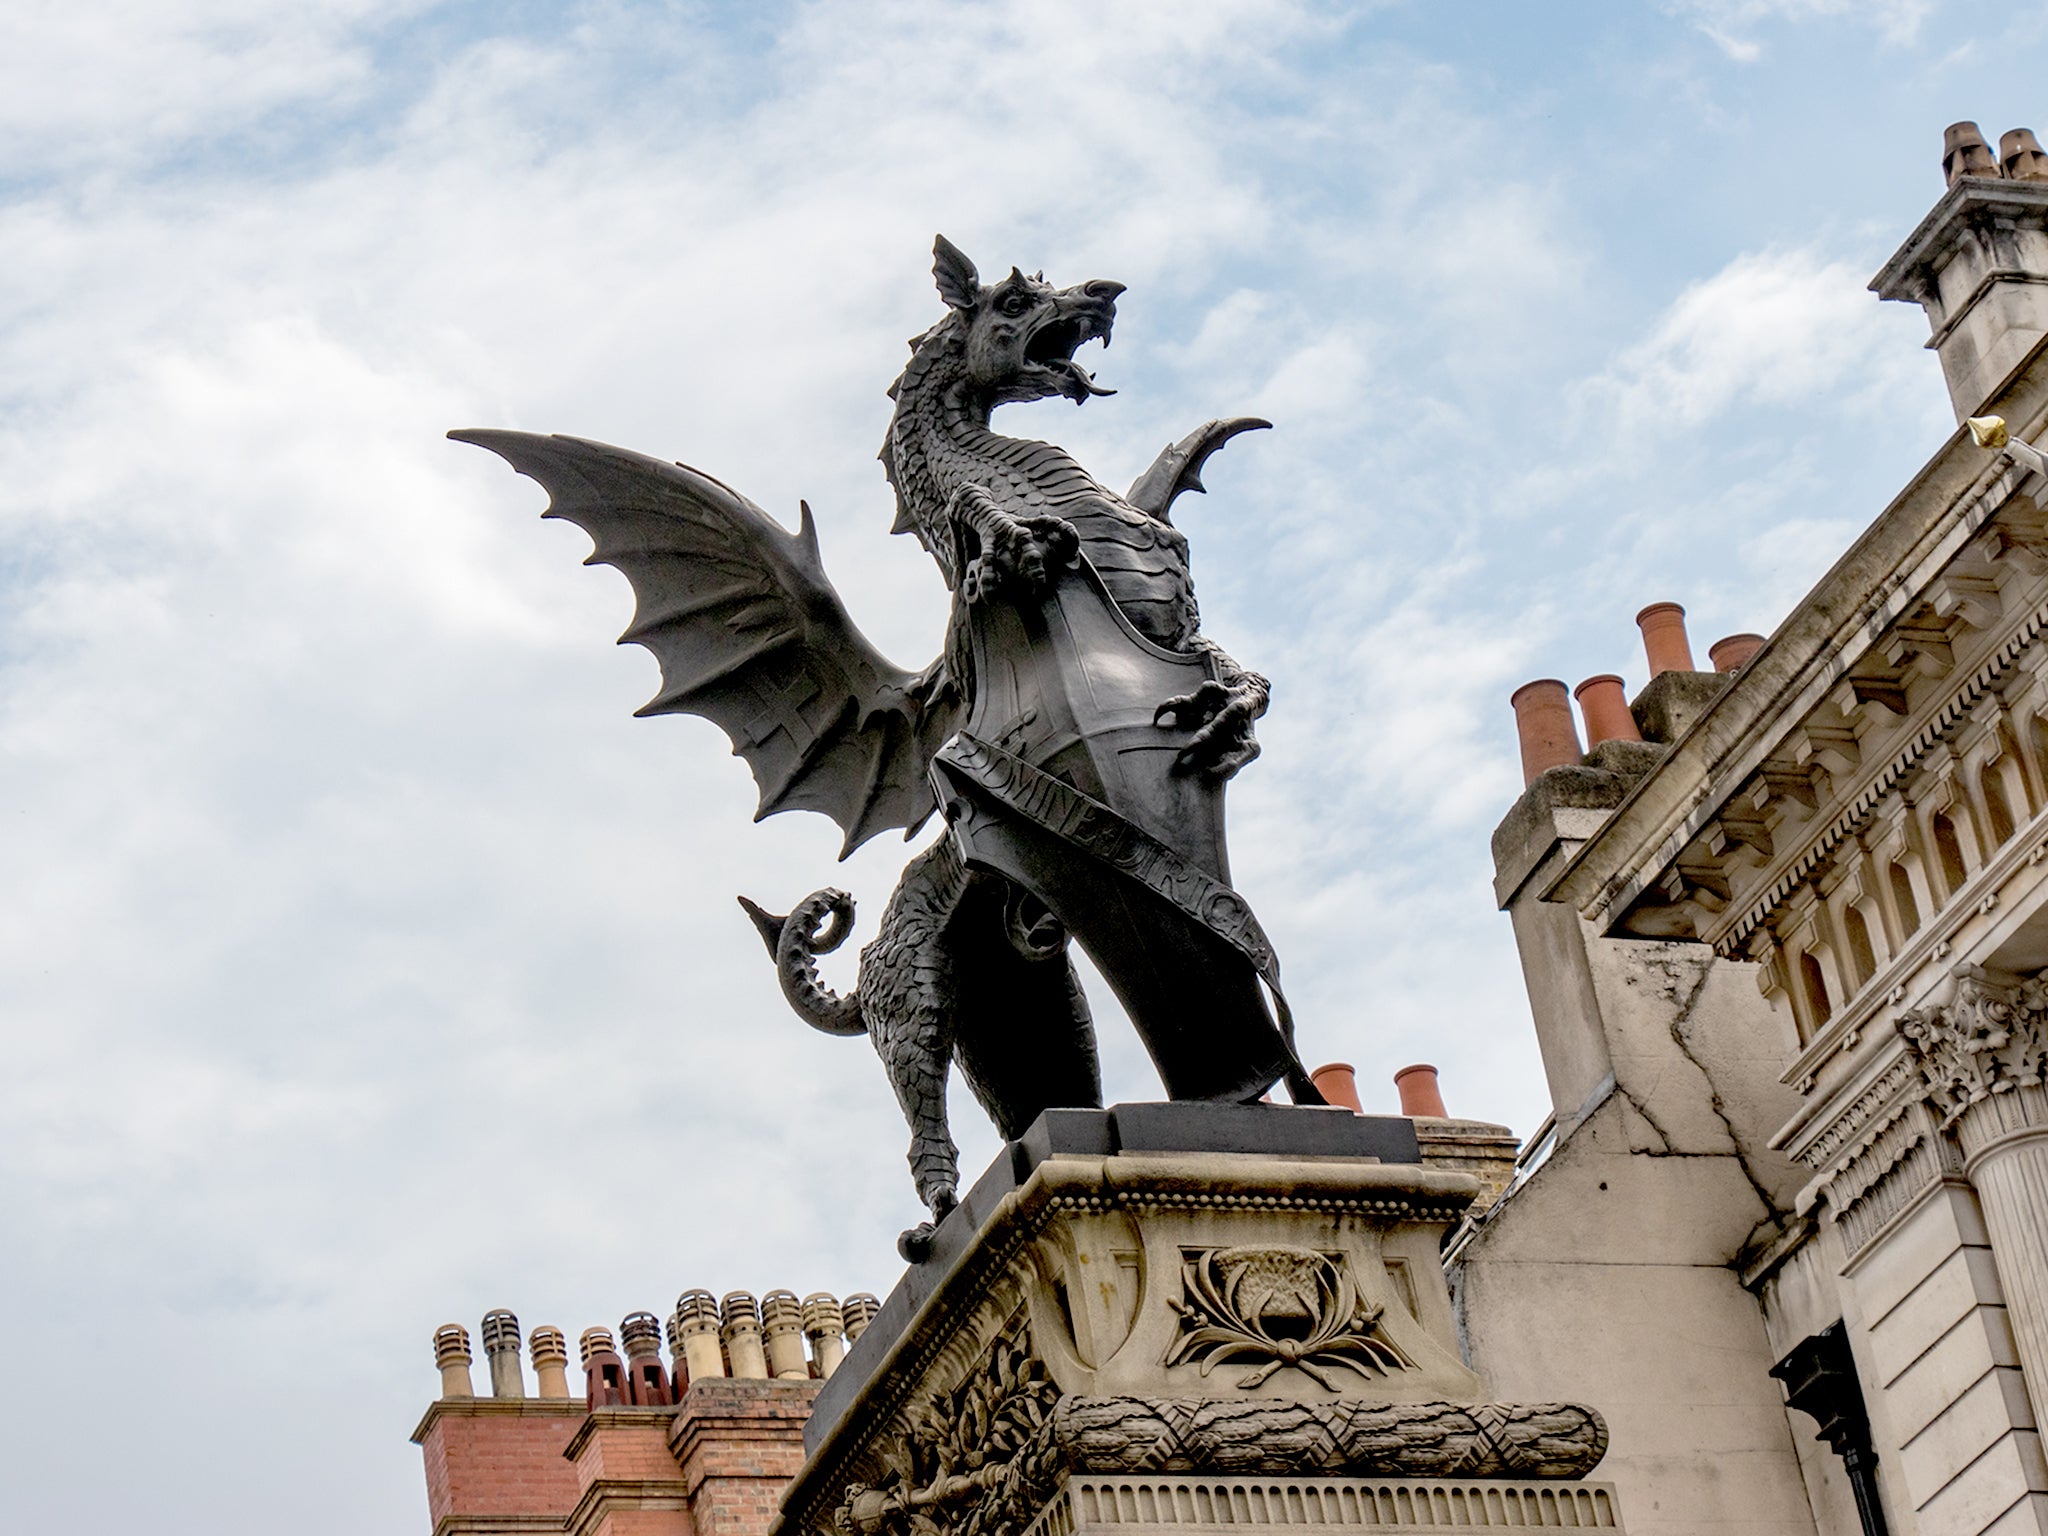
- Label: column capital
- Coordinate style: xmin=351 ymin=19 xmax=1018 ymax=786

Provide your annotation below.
xmin=1897 ymin=963 xmax=2048 ymax=1133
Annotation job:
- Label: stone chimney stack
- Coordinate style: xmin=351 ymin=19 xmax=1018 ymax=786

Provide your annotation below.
xmin=1874 ymin=119 xmax=2048 ymax=421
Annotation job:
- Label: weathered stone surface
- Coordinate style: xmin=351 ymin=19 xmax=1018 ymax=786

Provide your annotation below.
xmin=810 ymin=1105 xmax=1423 ymax=1442
xmin=1628 ymin=670 xmax=1729 ymax=746
xmin=1584 ymin=738 xmax=1667 ymax=779
xmin=779 ymin=1143 xmax=1618 ymax=1536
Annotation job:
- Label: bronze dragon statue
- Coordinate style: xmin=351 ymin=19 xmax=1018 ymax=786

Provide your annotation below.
xmin=457 ymin=237 xmax=1320 ymax=1257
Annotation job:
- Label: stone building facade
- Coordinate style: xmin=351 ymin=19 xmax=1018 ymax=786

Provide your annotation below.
xmin=413 ymin=116 xmax=2048 ymax=1536
xmin=1477 ymin=119 xmax=2048 ymax=1535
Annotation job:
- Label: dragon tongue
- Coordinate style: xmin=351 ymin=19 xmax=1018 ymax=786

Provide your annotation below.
xmin=1064 ymin=361 xmax=1115 ymax=402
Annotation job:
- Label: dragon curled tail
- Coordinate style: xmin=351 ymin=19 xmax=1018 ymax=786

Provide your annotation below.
xmin=738 ymin=838 xmax=1101 ymax=1262
xmin=738 ymin=889 xmax=867 ymax=1038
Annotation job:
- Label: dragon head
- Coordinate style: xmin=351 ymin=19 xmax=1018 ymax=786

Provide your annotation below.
xmin=926 ymin=234 xmax=1124 ymax=408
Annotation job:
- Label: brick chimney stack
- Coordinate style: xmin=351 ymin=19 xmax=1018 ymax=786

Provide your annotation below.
xmin=1874 ymin=119 xmax=2048 ymax=421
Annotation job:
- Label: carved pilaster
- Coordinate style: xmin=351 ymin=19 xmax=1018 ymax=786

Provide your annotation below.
xmin=1897 ymin=964 xmax=2048 ymax=1415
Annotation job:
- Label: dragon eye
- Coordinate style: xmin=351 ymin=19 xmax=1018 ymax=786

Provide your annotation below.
xmin=997 ymin=292 xmax=1032 ymax=317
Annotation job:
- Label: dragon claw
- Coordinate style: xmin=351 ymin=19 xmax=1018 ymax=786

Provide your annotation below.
xmin=962 ymin=509 xmax=1078 ymax=602
xmin=1156 ymin=677 xmax=1268 ymax=781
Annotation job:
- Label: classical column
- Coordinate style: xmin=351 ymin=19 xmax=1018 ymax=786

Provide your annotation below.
xmin=1899 ymin=965 xmax=2048 ymax=1411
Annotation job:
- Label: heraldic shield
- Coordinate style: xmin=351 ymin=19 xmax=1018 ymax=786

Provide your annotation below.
xmin=931 ymin=554 xmax=1313 ymax=1105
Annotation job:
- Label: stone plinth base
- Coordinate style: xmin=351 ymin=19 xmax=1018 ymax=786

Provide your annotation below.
xmin=776 ymin=1112 xmax=1625 ymax=1536
xmin=1031 ymin=1474 xmax=1625 ymax=1534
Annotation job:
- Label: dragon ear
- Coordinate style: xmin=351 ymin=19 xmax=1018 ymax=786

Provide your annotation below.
xmin=933 ymin=235 xmax=980 ymax=310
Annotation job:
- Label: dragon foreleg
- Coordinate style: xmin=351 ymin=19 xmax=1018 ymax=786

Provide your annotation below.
xmin=946 ymin=484 xmax=1078 ymax=601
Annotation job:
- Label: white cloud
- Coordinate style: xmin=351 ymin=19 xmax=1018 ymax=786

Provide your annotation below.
xmin=0 ymin=5 xmax=2004 ymax=1533
xmin=0 ymin=0 xmax=429 ymax=172
xmin=0 ymin=5 xmax=1595 ymax=1531
xmin=1663 ymin=0 xmax=1934 ymax=61
xmin=1575 ymin=245 xmax=1921 ymax=438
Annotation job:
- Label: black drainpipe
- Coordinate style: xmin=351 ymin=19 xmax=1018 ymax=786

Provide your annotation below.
xmin=1770 ymin=1321 xmax=1890 ymax=1536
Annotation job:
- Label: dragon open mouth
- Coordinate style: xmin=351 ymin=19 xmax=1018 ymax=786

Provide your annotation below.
xmin=1026 ymin=311 xmax=1115 ymax=401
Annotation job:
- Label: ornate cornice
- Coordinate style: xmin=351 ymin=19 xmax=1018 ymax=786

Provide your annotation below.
xmin=1716 ymin=585 xmax=2048 ymax=956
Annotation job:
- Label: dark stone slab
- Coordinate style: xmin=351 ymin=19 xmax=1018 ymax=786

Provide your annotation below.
xmin=1107 ymin=1101 xmax=1419 ymax=1162
xmin=804 ymin=1103 xmax=1419 ymax=1451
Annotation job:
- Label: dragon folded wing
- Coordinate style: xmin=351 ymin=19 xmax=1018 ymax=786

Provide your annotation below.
xmin=452 ymin=430 xmax=955 ymax=858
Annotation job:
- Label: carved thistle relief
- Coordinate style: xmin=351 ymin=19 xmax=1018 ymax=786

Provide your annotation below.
xmin=1163 ymin=1245 xmax=1412 ymax=1389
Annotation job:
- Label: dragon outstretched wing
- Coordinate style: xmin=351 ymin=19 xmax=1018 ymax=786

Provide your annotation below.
xmin=453 ymin=430 xmax=955 ymax=858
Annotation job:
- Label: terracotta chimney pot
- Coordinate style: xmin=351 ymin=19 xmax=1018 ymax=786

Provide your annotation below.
xmin=619 ymin=1310 xmax=671 ymax=1406
xmin=529 ymin=1325 xmax=571 ymax=1400
xmin=720 ymin=1291 xmax=769 ymax=1380
xmin=433 ymin=1323 xmax=475 ymax=1400
xmin=1944 ymin=121 xmax=2003 ymax=184
xmin=761 ymin=1290 xmax=810 ymax=1380
xmin=1574 ymin=675 xmax=1642 ymax=746
xmin=672 ymin=1289 xmax=726 ymax=1383
xmin=1510 ymin=679 xmax=1582 ymax=786
xmin=842 ymin=1293 xmax=882 ymax=1343
xmin=481 ymin=1308 xmax=525 ymax=1399
xmin=1393 ymin=1063 xmax=1449 ymax=1119
xmin=1636 ymin=602 xmax=1696 ymax=676
xmin=2003 ymin=128 xmax=2048 ymax=183
xmin=578 ymin=1327 xmax=628 ymax=1408
xmin=1308 ymin=1062 xmax=1363 ymax=1113
xmin=802 ymin=1293 xmax=847 ymax=1378
xmin=1708 ymin=633 xmax=1765 ymax=673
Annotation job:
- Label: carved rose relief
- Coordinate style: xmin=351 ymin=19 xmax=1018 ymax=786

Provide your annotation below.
xmin=1163 ymin=1245 xmax=1412 ymax=1389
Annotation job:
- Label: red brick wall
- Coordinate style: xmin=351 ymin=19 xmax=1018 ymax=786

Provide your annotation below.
xmin=415 ymin=1398 xmax=586 ymax=1530
xmin=416 ymin=1375 xmax=820 ymax=1536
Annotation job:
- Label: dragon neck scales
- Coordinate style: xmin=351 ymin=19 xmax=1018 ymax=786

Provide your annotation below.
xmin=882 ymin=319 xmax=1198 ymax=651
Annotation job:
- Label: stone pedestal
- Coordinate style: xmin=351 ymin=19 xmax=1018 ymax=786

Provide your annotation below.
xmin=774 ymin=1106 xmax=1625 ymax=1536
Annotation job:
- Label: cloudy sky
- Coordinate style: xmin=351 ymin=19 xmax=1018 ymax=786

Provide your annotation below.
xmin=2 ymin=0 xmax=2043 ymax=1528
